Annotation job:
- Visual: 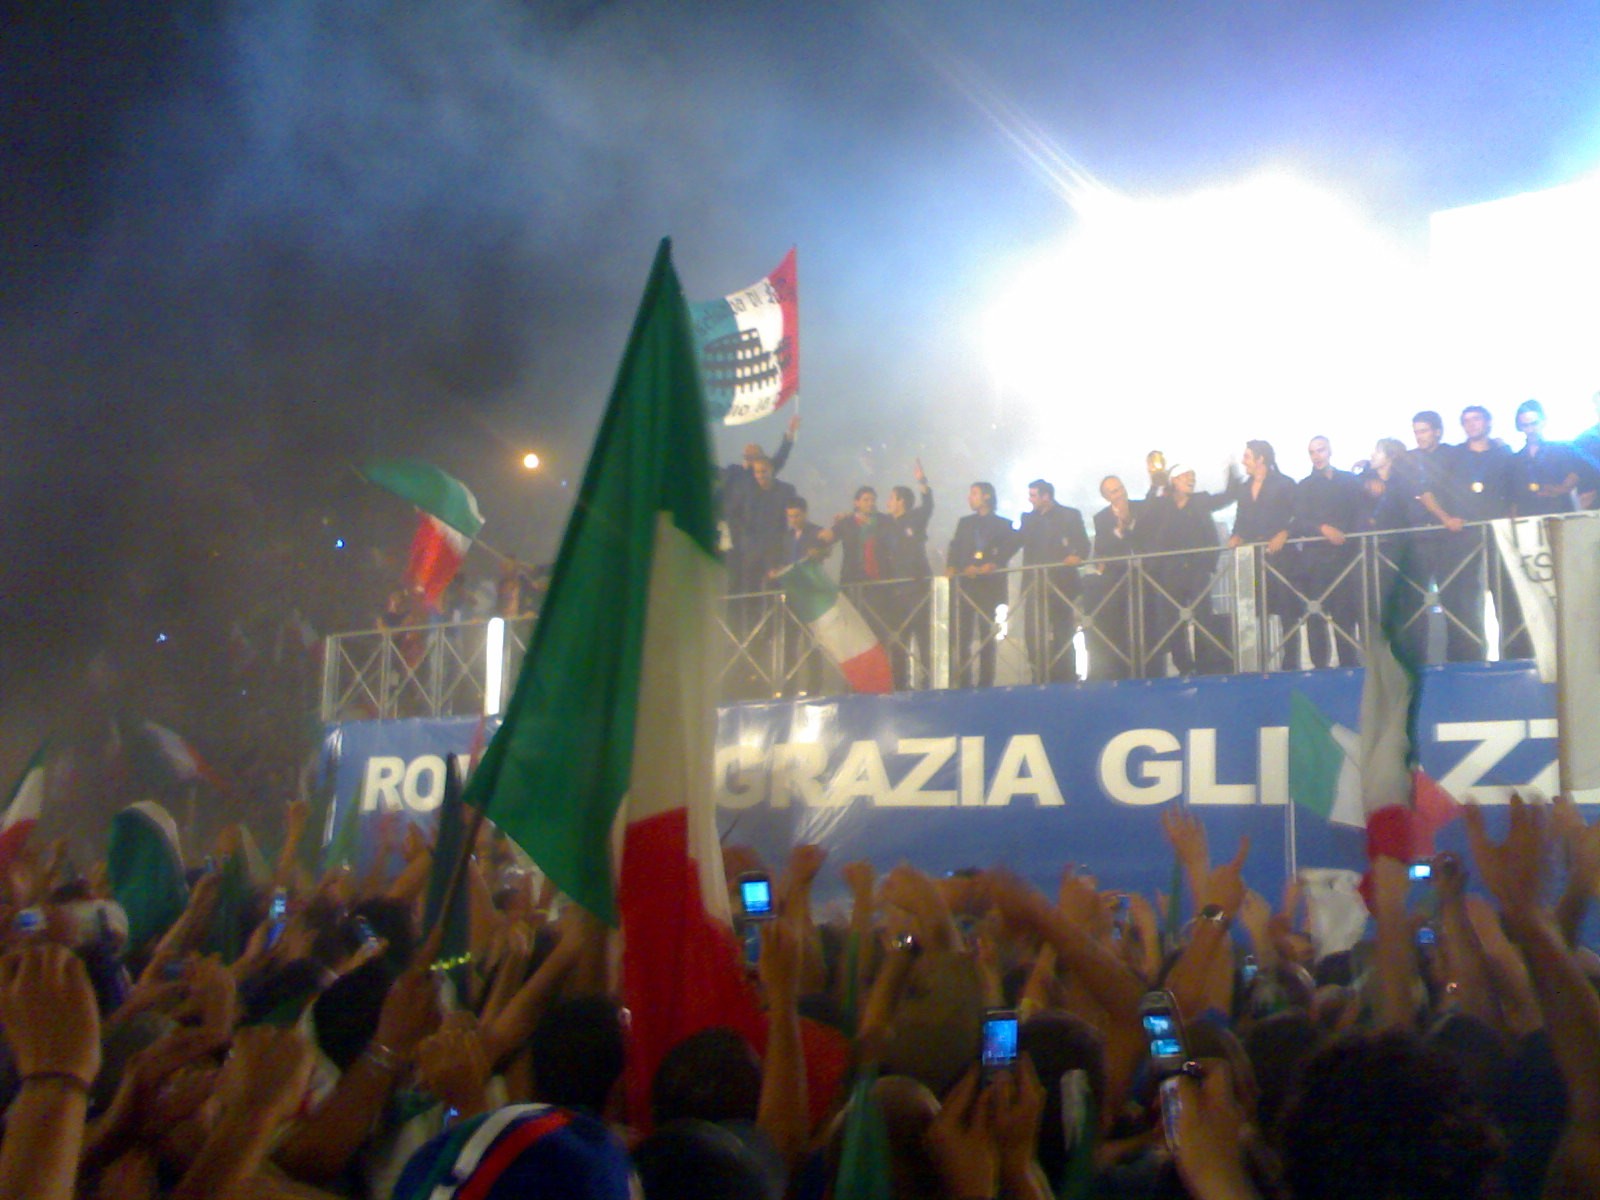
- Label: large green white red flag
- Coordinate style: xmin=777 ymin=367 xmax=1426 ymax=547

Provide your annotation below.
xmin=691 ymin=249 xmax=799 ymax=425
xmin=360 ymin=460 xmax=486 ymax=608
xmin=463 ymin=240 xmax=759 ymax=1122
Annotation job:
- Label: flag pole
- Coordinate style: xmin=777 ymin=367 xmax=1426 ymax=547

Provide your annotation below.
xmin=1285 ymin=777 xmax=1299 ymax=881
xmin=1550 ymin=516 xmax=1573 ymax=798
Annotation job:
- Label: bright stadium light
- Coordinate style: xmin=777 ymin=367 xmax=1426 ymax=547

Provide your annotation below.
xmin=985 ymin=171 xmax=1427 ymax=499
xmin=1428 ymin=175 xmax=1600 ymax=433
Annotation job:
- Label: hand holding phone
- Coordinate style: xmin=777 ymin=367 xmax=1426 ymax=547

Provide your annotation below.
xmin=738 ymin=872 xmax=774 ymax=921
xmin=981 ymin=1007 xmax=1019 ymax=1082
xmin=1140 ymin=989 xmax=1193 ymax=1081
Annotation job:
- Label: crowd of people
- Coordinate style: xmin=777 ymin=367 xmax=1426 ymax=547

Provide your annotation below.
xmin=720 ymin=396 xmax=1600 ymax=690
xmin=0 ymin=785 xmax=1597 ymax=1199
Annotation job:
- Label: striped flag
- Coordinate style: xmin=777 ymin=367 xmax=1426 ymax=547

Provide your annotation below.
xmin=1287 ymin=691 xmax=1363 ymax=828
xmin=463 ymin=241 xmax=760 ymax=1122
xmin=776 ymin=560 xmax=893 ymax=694
xmin=692 ymin=249 xmax=799 ymax=426
xmin=0 ymin=743 xmax=49 ymax=872
xmin=360 ymin=460 xmax=486 ymax=609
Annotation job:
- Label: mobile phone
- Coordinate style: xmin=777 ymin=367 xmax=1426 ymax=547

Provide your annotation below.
xmin=12 ymin=908 xmax=44 ymax=934
xmin=1241 ymin=954 xmax=1259 ymax=985
xmin=738 ymin=872 xmax=774 ymax=921
xmin=1408 ymin=860 xmax=1433 ymax=882
xmin=266 ymin=887 xmax=289 ymax=948
xmin=1416 ymin=925 xmax=1436 ymax=947
xmin=981 ymin=1007 xmax=1019 ymax=1082
xmin=1139 ymin=989 xmax=1190 ymax=1080
xmin=743 ymin=923 xmax=763 ymax=968
xmin=353 ymin=916 xmax=379 ymax=948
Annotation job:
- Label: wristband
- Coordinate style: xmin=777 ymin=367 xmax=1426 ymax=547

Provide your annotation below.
xmin=362 ymin=1041 xmax=403 ymax=1074
xmin=21 ymin=1071 xmax=91 ymax=1095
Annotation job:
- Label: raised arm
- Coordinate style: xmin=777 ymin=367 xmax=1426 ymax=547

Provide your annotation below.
xmin=1465 ymin=798 xmax=1600 ymax=1195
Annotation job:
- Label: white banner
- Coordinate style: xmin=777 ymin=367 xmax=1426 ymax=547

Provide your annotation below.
xmin=1552 ymin=515 xmax=1600 ymax=793
xmin=1491 ymin=517 xmax=1557 ymax=682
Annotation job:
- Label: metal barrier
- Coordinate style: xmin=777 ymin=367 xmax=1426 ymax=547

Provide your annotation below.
xmin=320 ymin=617 xmax=536 ymax=722
xmin=321 ymin=513 xmax=1586 ymax=717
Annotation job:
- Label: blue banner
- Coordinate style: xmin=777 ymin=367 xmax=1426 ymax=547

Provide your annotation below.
xmin=319 ymin=717 xmax=497 ymax=868
xmin=714 ymin=662 xmax=1585 ymax=904
xmin=322 ymin=663 xmax=1589 ymax=904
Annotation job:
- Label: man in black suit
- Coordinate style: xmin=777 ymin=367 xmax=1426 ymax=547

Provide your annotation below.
xmin=1018 ymin=478 xmax=1091 ymax=683
xmin=882 ymin=461 xmax=934 ymax=689
xmin=1089 ymin=475 xmax=1147 ymax=680
xmin=946 ymin=481 xmax=1017 ymax=688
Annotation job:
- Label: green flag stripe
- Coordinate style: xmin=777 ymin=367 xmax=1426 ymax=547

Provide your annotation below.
xmin=1287 ymin=690 xmax=1342 ymax=818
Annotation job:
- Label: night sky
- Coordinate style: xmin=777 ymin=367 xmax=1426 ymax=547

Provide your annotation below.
xmin=4 ymin=0 xmax=1598 ymax=783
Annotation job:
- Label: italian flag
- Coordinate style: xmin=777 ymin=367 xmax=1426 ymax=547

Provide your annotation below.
xmin=0 ymin=743 xmax=49 ymax=872
xmin=107 ymin=800 xmax=189 ymax=953
xmin=464 ymin=241 xmax=759 ymax=1123
xmin=1286 ymin=692 xmax=1363 ymax=828
xmin=361 ymin=459 xmax=486 ymax=609
xmin=1288 ymin=634 xmax=1458 ymax=866
xmin=776 ymin=560 xmax=893 ymax=693
xmin=691 ymin=248 xmax=799 ymax=426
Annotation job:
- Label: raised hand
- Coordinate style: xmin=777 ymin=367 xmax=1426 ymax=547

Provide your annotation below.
xmin=758 ymin=918 xmax=802 ymax=1002
xmin=786 ymin=843 xmax=828 ymax=891
xmin=991 ymin=1051 xmax=1046 ymax=1179
xmin=926 ymin=1066 xmax=999 ymax=1199
xmin=0 ymin=942 xmax=102 ymax=1086
xmin=373 ymin=965 xmax=443 ymax=1060
xmin=414 ymin=1012 xmax=491 ymax=1118
xmin=1464 ymin=795 xmax=1548 ymax=918
xmin=1201 ymin=837 xmax=1251 ymax=917
xmin=841 ymin=859 xmax=876 ymax=902
xmin=216 ymin=1025 xmax=314 ymax=1125
xmin=1162 ymin=808 xmax=1211 ymax=870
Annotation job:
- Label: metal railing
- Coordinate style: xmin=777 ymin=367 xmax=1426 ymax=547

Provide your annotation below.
xmin=321 ymin=512 xmax=1587 ymax=717
xmin=321 ymin=617 xmax=536 ymax=722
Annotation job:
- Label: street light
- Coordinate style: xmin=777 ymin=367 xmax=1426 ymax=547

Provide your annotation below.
xmin=521 ymin=452 xmax=541 ymax=470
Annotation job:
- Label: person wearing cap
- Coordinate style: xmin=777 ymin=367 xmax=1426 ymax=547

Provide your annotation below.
xmin=946 ymin=482 xmax=1018 ymax=688
xmin=1143 ymin=462 xmax=1233 ymax=676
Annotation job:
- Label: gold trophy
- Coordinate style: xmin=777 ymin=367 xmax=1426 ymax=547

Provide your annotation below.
xmin=1146 ymin=450 xmax=1169 ymax=489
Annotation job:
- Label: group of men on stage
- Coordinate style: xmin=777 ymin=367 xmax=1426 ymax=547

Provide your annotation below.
xmin=719 ymin=394 xmax=1600 ymax=692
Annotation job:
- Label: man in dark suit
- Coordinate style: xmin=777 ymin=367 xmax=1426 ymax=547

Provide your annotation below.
xmin=1018 ymin=478 xmax=1091 ymax=683
xmin=882 ymin=461 xmax=934 ymax=689
xmin=946 ymin=481 xmax=1017 ymax=688
xmin=1089 ymin=475 xmax=1147 ymax=680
